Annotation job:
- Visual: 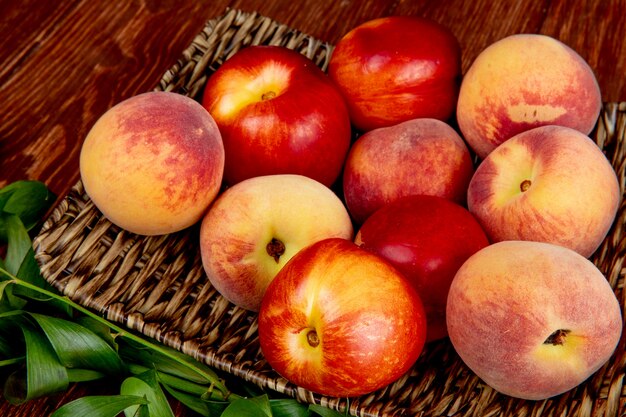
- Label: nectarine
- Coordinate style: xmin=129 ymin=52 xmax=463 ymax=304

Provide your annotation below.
xmin=355 ymin=195 xmax=489 ymax=341
xmin=259 ymin=238 xmax=427 ymax=397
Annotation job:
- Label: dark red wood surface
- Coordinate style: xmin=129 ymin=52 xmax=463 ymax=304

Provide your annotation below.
xmin=1 ymin=0 xmax=625 ymax=415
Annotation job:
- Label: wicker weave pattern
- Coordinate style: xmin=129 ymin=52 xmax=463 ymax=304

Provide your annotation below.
xmin=33 ymin=9 xmax=626 ymax=417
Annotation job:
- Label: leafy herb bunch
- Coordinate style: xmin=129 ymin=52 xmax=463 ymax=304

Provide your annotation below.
xmin=0 ymin=180 xmax=345 ymax=417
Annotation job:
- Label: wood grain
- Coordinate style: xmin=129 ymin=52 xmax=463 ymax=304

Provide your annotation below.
xmin=1 ymin=0 xmax=625 ymax=415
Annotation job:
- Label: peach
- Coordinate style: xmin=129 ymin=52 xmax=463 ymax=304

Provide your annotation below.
xmin=447 ymin=240 xmax=622 ymax=400
xmin=80 ymin=91 xmax=224 ymax=235
xmin=467 ymin=125 xmax=620 ymax=258
xmin=457 ymin=34 xmax=602 ymax=158
xmin=199 ymin=174 xmax=353 ymax=311
xmin=342 ymin=118 xmax=474 ymax=224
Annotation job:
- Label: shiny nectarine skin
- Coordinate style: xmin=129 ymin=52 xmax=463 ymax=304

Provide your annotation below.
xmin=259 ymin=238 xmax=426 ymax=397
xmin=203 ymin=45 xmax=351 ymax=187
xmin=355 ymin=195 xmax=489 ymax=341
xmin=329 ymin=16 xmax=461 ymax=131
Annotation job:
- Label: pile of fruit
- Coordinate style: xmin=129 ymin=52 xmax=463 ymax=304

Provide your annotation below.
xmin=78 ymin=16 xmax=622 ymax=402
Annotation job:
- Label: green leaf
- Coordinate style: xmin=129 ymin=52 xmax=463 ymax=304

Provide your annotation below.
xmin=75 ymin=316 xmax=119 ymax=350
xmin=308 ymin=404 xmax=347 ymax=417
xmin=15 ymin=247 xmax=54 ymax=289
xmin=10 ymin=247 xmax=71 ymax=315
xmin=0 ymin=279 xmax=14 ymax=301
xmin=0 ymin=274 xmax=23 ymax=312
xmin=270 ymin=399 xmax=309 ymax=417
xmin=0 ymin=280 xmax=27 ymax=311
xmin=23 ymin=320 xmax=69 ymax=396
xmin=119 ymin=338 xmax=221 ymax=385
xmin=251 ymin=395 xmax=273 ymax=415
xmin=128 ymin=362 xmax=225 ymax=401
xmin=0 ymin=180 xmax=55 ymax=240
xmin=121 ymin=370 xmax=175 ymax=417
xmin=0 ymin=184 xmax=68 ymax=314
xmin=0 ymin=309 xmax=24 ymax=320
xmin=158 ymin=371 xmax=212 ymax=396
xmin=0 ymin=336 xmax=14 ymax=358
xmin=221 ymin=395 xmax=273 ymax=417
xmin=3 ymin=214 xmax=31 ymax=276
xmin=50 ymin=395 xmax=148 ymax=417
xmin=0 ymin=309 xmax=25 ymax=320
xmin=0 ymin=356 xmax=24 ymax=367
xmin=66 ymin=368 xmax=107 ymax=382
xmin=3 ymin=320 xmax=69 ymax=404
xmin=28 ymin=312 xmax=126 ymax=374
xmin=0 ymin=293 xmax=17 ymax=313
xmin=162 ymin=383 xmax=226 ymax=417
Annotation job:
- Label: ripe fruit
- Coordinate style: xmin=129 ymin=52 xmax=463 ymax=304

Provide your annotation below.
xmin=328 ymin=16 xmax=461 ymax=131
xmin=447 ymin=240 xmax=622 ymax=400
xmin=343 ymin=118 xmax=474 ymax=224
xmin=199 ymin=174 xmax=353 ymax=312
xmin=79 ymin=91 xmax=224 ymax=236
xmin=457 ymin=34 xmax=602 ymax=158
xmin=258 ymin=238 xmax=427 ymax=398
xmin=355 ymin=195 xmax=489 ymax=341
xmin=467 ymin=125 xmax=619 ymax=258
xmin=202 ymin=45 xmax=351 ymax=187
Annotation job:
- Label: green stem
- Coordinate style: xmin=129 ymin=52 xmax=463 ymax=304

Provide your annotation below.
xmin=127 ymin=363 xmax=240 ymax=401
xmin=0 ymin=269 xmax=231 ymax=397
xmin=0 ymin=356 xmax=25 ymax=367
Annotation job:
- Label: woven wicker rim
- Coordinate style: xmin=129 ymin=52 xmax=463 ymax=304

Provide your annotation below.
xmin=33 ymin=8 xmax=626 ymax=417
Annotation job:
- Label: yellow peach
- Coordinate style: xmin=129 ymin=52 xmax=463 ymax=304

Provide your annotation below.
xmin=447 ymin=240 xmax=622 ymax=400
xmin=80 ymin=91 xmax=224 ymax=235
xmin=467 ymin=125 xmax=619 ymax=258
xmin=457 ymin=34 xmax=601 ymax=158
xmin=199 ymin=174 xmax=354 ymax=311
xmin=342 ymin=118 xmax=474 ymax=224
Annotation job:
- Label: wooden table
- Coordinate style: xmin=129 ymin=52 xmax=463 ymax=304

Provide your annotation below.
xmin=1 ymin=0 xmax=625 ymax=415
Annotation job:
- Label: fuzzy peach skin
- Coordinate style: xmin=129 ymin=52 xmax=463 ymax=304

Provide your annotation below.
xmin=457 ymin=34 xmax=602 ymax=158
xmin=467 ymin=125 xmax=619 ymax=258
xmin=199 ymin=174 xmax=353 ymax=312
xmin=343 ymin=118 xmax=474 ymax=224
xmin=446 ymin=240 xmax=622 ymax=400
xmin=79 ymin=91 xmax=225 ymax=236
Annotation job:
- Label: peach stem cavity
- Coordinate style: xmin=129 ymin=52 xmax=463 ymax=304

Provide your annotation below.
xmin=266 ymin=237 xmax=286 ymax=263
xmin=544 ymin=329 xmax=571 ymax=345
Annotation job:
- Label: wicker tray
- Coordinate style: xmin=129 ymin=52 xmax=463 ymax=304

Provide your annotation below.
xmin=33 ymin=8 xmax=626 ymax=417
